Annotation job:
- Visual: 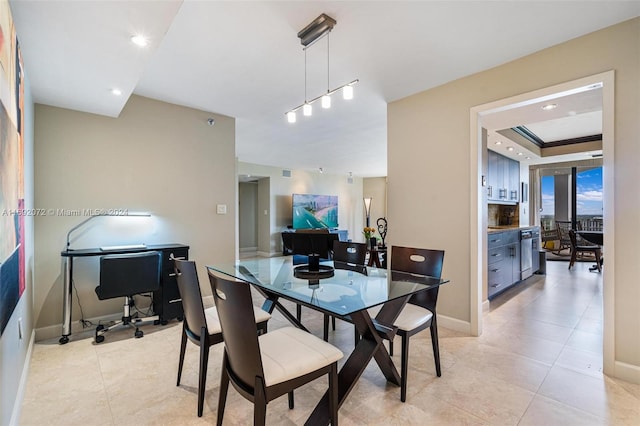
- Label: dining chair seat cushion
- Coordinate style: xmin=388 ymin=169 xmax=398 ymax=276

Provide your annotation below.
xmin=368 ymin=304 xmax=433 ymax=332
xmin=204 ymin=306 xmax=271 ymax=335
xmin=258 ymin=327 xmax=343 ymax=386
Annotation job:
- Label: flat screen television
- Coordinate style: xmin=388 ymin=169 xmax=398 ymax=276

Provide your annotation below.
xmin=292 ymin=193 xmax=338 ymax=229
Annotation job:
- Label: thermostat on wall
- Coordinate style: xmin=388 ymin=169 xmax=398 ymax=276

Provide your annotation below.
xmin=216 ymin=204 xmax=227 ymax=214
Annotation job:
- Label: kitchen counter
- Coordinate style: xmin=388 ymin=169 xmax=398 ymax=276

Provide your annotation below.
xmin=488 ymin=225 xmax=538 ymax=233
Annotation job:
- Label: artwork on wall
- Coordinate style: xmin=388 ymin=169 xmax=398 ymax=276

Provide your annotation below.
xmin=0 ymin=0 xmax=26 ymax=336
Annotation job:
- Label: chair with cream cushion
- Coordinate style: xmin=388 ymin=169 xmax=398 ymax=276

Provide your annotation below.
xmin=208 ymin=271 xmax=343 ymax=426
xmin=380 ymin=246 xmax=444 ymax=402
xmin=174 ymin=259 xmax=271 ymax=417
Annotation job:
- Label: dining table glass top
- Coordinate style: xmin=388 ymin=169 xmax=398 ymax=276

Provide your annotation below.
xmin=207 ymin=257 xmax=449 ymax=317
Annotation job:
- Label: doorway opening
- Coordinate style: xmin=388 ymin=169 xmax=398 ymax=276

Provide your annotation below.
xmin=469 ymin=71 xmax=615 ymax=373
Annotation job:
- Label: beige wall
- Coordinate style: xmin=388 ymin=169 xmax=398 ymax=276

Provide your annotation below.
xmin=389 ymin=18 xmax=639 ymax=380
xmin=33 ymin=95 xmax=236 ymax=338
xmin=237 ymin=162 xmax=365 ymax=253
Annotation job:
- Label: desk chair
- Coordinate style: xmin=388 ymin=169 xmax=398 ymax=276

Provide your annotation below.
xmin=386 ymin=246 xmax=445 ymax=402
xmin=94 ymin=251 xmax=162 ymax=343
xmin=323 ymin=241 xmax=368 ymax=341
xmin=174 ymin=259 xmax=271 ymax=417
xmin=208 ymin=271 xmax=343 ymax=426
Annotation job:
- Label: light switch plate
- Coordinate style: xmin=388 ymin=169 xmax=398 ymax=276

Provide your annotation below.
xmin=216 ymin=204 xmax=227 ymax=214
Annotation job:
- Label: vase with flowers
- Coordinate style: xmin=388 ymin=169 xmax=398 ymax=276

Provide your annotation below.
xmin=363 ymin=226 xmax=377 ymax=249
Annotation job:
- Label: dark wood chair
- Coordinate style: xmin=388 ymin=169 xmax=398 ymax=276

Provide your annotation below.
xmin=386 ymin=246 xmax=445 ymax=402
xmin=290 ymin=231 xmax=339 ymax=321
xmin=174 ymin=260 xmax=271 ymax=417
xmin=555 ymin=220 xmax=573 ymax=254
xmin=568 ymin=229 xmax=602 ymax=272
xmin=323 ymin=241 xmax=368 ymax=341
xmin=208 ymin=271 xmax=343 ymax=426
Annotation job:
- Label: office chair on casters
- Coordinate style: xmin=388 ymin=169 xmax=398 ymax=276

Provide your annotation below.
xmin=94 ymin=251 xmax=161 ymax=343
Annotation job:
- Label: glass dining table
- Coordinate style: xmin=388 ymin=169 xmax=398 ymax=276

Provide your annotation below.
xmin=207 ymin=257 xmax=449 ymax=426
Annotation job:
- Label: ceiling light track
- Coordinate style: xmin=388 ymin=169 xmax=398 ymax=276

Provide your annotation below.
xmin=285 ymin=13 xmax=358 ymax=123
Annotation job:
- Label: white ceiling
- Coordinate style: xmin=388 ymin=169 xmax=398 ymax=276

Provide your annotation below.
xmin=10 ymin=1 xmax=640 ymax=177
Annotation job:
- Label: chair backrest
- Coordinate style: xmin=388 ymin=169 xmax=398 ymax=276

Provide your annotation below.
xmin=332 ymin=241 xmax=368 ymax=275
xmin=97 ymin=251 xmax=161 ymax=300
xmin=291 ymin=232 xmax=338 ymax=260
xmin=174 ymin=259 xmax=209 ymax=339
xmin=391 ymin=246 xmax=444 ymax=278
xmin=391 ymin=246 xmax=445 ymax=311
xmin=208 ymin=271 xmax=264 ymax=388
xmin=332 ymin=240 xmax=367 ymax=265
xmin=556 ymin=220 xmax=572 ymax=244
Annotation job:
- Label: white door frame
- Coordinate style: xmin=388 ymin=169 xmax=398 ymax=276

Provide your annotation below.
xmin=468 ymin=71 xmax=615 ymax=374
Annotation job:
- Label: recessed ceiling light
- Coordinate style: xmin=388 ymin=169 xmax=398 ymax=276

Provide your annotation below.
xmin=526 ymin=157 xmax=531 ymax=160
xmin=517 ymin=152 xmax=523 ymax=156
xmin=111 ymin=88 xmax=122 ymax=96
xmin=507 ymin=146 xmax=514 ymax=151
xmin=541 ymin=103 xmax=557 ymax=111
xmin=130 ymin=35 xmax=148 ymax=47
xmin=495 ymin=141 xmax=502 ymax=145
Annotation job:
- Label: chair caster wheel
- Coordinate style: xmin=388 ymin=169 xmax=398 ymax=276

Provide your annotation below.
xmin=176 ymin=316 xmax=183 ymax=322
xmin=135 ymin=329 xmax=144 ymax=338
xmin=96 ymin=324 xmax=104 ymax=331
xmin=95 ymin=335 xmax=104 ymax=343
xmin=59 ymin=336 xmax=69 ymax=345
xmin=160 ymin=320 xmax=168 ymax=326
xmin=153 ymin=319 xmax=160 ymax=325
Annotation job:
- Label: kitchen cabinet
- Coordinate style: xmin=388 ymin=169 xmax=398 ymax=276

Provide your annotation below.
xmin=487 ymin=229 xmax=520 ymax=298
xmin=487 ymin=150 xmax=519 ymax=203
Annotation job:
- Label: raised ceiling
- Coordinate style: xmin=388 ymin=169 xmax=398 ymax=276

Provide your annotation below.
xmin=9 ymin=1 xmax=640 ymax=177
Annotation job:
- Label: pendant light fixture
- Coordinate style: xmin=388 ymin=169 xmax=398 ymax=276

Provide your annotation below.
xmin=285 ymin=13 xmax=358 ymax=123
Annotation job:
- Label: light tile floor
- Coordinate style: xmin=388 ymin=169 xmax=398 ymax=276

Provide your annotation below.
xmin=20 ymin=260 xmax=640 ymax=425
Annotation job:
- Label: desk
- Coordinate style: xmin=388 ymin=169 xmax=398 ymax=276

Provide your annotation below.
xmin=59 ymin=243 xmax=189 ymax=344
xmin=208 ymin=257 xmax=448 ymax=425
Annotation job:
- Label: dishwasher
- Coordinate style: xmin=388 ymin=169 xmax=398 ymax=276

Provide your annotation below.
xmin=520 ymin=229 xmax=533 ymax=279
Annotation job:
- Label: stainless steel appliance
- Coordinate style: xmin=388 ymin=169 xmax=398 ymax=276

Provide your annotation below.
xmin=520 ymin=229 xmax=533 ymax=279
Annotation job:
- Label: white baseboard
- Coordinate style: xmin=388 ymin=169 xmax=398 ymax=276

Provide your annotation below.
xmin=482 ymin=299 xmax=491 ymax=313
xmin=35 ymin=311 xmax=127 ymax=342
xmin=257 ymin=250 xmax=279 ymax=258
xmin=10 ymin=330 xmax=35 ymax=426
xmin=240 ymin=247 xmax=258 ymax=253
xmin=614 ymin=360 xmax=640 ymax=385
xmin=437 ymin=314 xmax=472 ymax=334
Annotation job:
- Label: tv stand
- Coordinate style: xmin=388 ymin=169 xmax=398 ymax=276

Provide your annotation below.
xmin=281 ymin=229 xmax=349 ymax=255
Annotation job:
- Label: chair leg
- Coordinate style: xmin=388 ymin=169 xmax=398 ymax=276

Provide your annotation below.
xmin=400 ymin=334 xmax=409 ymax=402
xmin=354 ymin=326 xmax=359 ymax=347
xmin=332 ymin=316 xmax=336 ymax=331
xmin=254 ymin=376 xmax=267 ymax=426
xmin=323 ymin=314 xmax=330 ymax=341
xmin=197 ymin=328 xmax=209 ymax=417
xmin=329 ymin=363 xmax=338 ymax=426
xmin=430 ymin=319 xmax=441 ymax=377
xmin=389 ymin=339 xmax=394 ymax=356
xmin=217 ymin=354 xmax=230 ymax=426
xmin=296 ymin=304 xmax=302 ymax=321
xmin=288 ymin=391 xmax=294 ymax=409
xmin=176 ymin=322 xmax=188 ymax=386
xmin=569 ymin=250 xmax=577 ymax=269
